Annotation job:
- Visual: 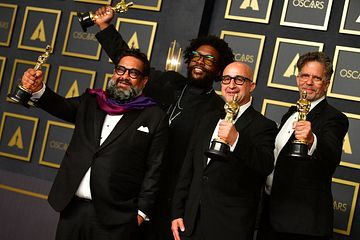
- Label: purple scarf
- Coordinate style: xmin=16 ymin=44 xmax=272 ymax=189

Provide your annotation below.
xmin=88 ymin=89 xmax=156 ymax=115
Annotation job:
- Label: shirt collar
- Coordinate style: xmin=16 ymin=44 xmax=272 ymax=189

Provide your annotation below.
xmin=309 ymin=96 xmax=325 ymax=111
xmin=234 ymin=100 xmax=251 ymax=122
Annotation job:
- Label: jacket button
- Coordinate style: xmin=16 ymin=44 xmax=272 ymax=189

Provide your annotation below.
xmin=202 ymin=176 xmax=208 ymax=181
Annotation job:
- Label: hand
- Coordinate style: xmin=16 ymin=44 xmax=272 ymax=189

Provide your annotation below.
xmin=137 ymin=215 xmax=144 ymax=226
xmin=293 ymin=120 xmax=314 ymax=146
xmin=217 ymin=120 xmax=239 ymax=146
xmin=94 ymin=6 xmax=114 ymax=30
xmin=171 ymin=218 xmax=185 ymax=240
xmin=21 ymin=68 xmax=43 ymax=93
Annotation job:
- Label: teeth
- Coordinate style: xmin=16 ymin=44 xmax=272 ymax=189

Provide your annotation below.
xmin=193 ymin=67 xmax=204 ymax=73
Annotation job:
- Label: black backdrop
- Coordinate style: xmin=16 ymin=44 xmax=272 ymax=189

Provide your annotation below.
xmin=0 ymin=0 xmax=359 ymax=239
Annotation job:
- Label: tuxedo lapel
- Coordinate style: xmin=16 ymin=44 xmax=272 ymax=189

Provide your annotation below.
xmin=306 ymin=99 xmax=327 ymax=122
xmin=279 ymin=106 xmax=297 ymax=129
xmin=202 ymin=111 xmax=223 ymax=168
xmin=96 ymin=110 xmax=142 ymax=152
xmin=234 ymin=106 xmax=255 ymax=134
xmin=94 ymin=105 xmax=106 ymax=146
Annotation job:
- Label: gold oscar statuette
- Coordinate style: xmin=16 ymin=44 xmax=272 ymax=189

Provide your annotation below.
xmin=8 ymin=45 xmax=52 ymax=108
xmin=287 ymin=90 xmax=311 ymax=158
xmin=205 ymin=95 xmax=240 ymax=160
xmin=77 ymin=0 xmax=134 ymax=32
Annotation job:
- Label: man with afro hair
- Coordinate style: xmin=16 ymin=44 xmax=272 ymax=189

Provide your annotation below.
xmin=93 ymin=6 xmax=234 ymax=240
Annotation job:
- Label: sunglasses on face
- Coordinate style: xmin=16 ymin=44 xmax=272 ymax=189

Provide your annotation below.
xmin=191 ymin=51 xmax=217 ymax=66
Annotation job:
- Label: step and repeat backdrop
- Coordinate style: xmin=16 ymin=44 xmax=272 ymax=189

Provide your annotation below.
xmin=209 ymin=1 xmax=360 ymax=239
xmin=0 ymin=0 xmax=359 ymax=239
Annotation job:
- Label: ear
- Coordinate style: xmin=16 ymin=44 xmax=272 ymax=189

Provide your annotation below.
xmin=142 ymin=76 xmax=149 ymax=87
xmin=249 ymin=82 xmax=256 ymax=93
xmin=323 ymin=80 xmax=330 ymax=92
xmin=296 ymin=75 xmax=301 ymax=88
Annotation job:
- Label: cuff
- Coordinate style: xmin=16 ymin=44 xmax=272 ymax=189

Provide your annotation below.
xmin=308 ymin=133 xmax=317 ymax=155
xmin=138 ymin=210 xmax=149 ymax=221
xmin=230 ymin=132 xmax=239 ymax=152
xmin=30 ymin=83 xmax=46 ymax=101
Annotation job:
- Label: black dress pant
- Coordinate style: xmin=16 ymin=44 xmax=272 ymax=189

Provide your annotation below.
xmin=256 ymin=194 xmax=330 ymax=240
xmin=179 ymin=208 xmax=205 ymax=240
xmin=56 ymin=197 xmax=139 ymax=240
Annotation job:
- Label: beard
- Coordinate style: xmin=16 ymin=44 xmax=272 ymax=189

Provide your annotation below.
xmin=187 ymin=65 xmax=219 ymax=89
xmin=106 ymin=78 xmax=142 ymax=102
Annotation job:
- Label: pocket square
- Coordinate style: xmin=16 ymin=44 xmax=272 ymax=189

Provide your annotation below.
xmin=137 ymin=126 xmax=149 ymax=133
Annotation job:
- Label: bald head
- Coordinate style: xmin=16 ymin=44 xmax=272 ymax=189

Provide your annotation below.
xmin=223 ymin=62 xmax=253 ymax=82
xmin=221 ymin=61 xmax=255 ymax=106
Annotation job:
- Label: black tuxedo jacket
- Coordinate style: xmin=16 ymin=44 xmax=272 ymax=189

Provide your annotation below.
xmin=36 ymin=88 xmax=168 ymax=225
xmin=269 ymin=99 xmax=349 ymax=236
xmin=172 ymin=106 xmax=277 ymax=240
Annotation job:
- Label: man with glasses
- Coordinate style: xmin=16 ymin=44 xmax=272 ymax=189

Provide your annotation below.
xmin=257 ymin=52 xmax=349 ymax=240
xmin=19 ymin=49 xmax=168 ymax=240
xmin=93 ymin=6 xmax=234 ymax=240
xmin=171 ymin=62 xmax=277 ymax=240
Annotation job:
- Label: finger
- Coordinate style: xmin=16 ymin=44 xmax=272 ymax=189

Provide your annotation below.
xmin=173 ymin=229 xmax=180 ymax=240
xmin=35 ymin=70 xmax=42 ymax=78
xmin=96 ymin=6 xmax=108 ymax=15
xmin=105 ymin=6 xmax=113 ymax=14
xmin=171 ymin=223 xmax=180 ymax=240
xmin=178 ymin=220 xmax=185 ymax=232
xmin=26 ymin=68 xmax=37 ymax=77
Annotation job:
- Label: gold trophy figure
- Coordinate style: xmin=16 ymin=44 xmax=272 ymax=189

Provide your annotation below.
xmin=287 ymin=90 xmax=311 ymax=158
xmin=77 ymin=0 xmax=134 ymax=32
xmin=205 ymin=95 xmax=240 ymax=160
xmin=8 ymin=45 xmax=52 ymax=108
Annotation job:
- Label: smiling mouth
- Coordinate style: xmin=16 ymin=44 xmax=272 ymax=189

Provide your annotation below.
xmin=117 ymin=79 xmax=131 ymax=87
xmin=192 ymin=66 xmax=206 ymax=74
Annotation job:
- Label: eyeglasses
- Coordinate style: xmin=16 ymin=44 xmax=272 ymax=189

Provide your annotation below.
xmin=191 ymin=51 xmax=217 ymax=66
xmin=114 ymin=65 xmax=143 ymax=79
xmin=221 ymin=75 xmax=252 ymax=85
xmin=298 ymin=72 xmax=324 ymax=84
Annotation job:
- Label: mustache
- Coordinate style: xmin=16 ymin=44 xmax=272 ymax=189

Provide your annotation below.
xmin=115 ymin=78 xmax=132 ymax=86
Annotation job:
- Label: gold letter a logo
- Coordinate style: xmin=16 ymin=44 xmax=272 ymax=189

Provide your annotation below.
xmin=283 ymin=54 xmax=299 ymax=78
xmin=65 ymin=80 xmax=80 ymax=98
xmin=128 ymin=32 xmax=140 ymax=49
xmin=30 ymin=19 xmax=46 ymax=42
xmin=8 ymin=127 xmax=24 ymax=149
xmin=240 ymin=0 xmax=259 ymax=11
xmin=342 ymin=132 xmax=352 ymax=154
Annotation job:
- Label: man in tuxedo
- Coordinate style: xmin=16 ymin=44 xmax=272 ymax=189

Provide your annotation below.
xmin=20 ymin=49 xmax=168 ymax=240
xmin=256 ymin=52 xmax=349 ymax=240
xmin=171 ymin=62 xmax=277 ymax=240
xmin=92 ymin=6 xmax=234 ymax=239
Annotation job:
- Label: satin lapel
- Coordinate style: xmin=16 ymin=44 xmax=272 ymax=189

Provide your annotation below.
xmin=96 ymin=110 xmax=142 ymax=152
xmin=279 ymin=106 xmax=297 ymax=129
xmin=203 ymin=111 xmax=223 ymax=168
xmin=306 ymin=99 xmax=327 ymax=122
xmin=93 ymin=104 xmax=106 ymax=146
xmin=233 ymin=106 xmax=255 ymax=134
